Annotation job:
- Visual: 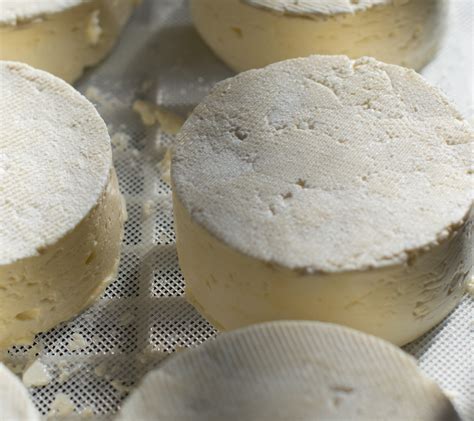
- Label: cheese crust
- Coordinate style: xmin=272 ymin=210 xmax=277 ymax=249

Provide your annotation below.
xmin=191 ymin=0 xmax=446 ymax=71
xmin=118 ymin=322 xmax=460 ymax=420
xmin=172 ymin=55 xmax=473 ymax=345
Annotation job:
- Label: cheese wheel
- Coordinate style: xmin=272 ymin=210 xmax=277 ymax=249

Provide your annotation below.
xmin=191 ymin=0 xmax=446 ymax=72
xmin=0 ymin=363 xmax=41 ymax=421
xmin=117 ymin=322 xmax=460 ymax=421
xmin=0 ymin=61 xmax=126 ymax=348
xmin=171 ymin=55 xmax=474 ymax=346
xmin=0 ymin=0 xmax=137 ymax=83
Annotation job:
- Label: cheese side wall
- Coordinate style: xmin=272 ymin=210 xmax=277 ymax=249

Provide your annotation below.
xmin=1 ymin=0 xmax=471 ymax=419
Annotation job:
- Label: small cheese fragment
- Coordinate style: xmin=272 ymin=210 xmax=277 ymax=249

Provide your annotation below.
xmin=0 ymin=61 xmax=126 ymax=349
xmin=171 ymin=55 xmax=474 ymax=346
xmin=117 ymin=322 xmax=460 ymax=420
xmin=48 ymin=393 xmax=76 ymax=417
xmin=22 ymin=359 xmax=51 ymax=387
xmin=191 ymin=0 xmax=446 ymax=71
xmin=0 ymin=363 xmax=41 ymax=421
xmin=133 ymin=100 xmax=185 ymax=135
xmin=0 ymin=0 xmax=137 ymax=83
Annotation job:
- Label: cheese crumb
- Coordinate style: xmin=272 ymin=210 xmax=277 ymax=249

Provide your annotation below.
xmin=132 ymin=100 xmax=185 ymax=134
xmin=111 ymin=132 xmax=130 ymax=152
xmin=86 ymin=10 xmax=103 ymax=46
xmin=142 ymin=200 xmax=155 ymax=220
xmin=48 ymin=394 xmax=76 ymax=418
xmin=133 ymin=100 xmax=157 ymax=126
xmin=80 ymin=407 xmax=95 ymax=417
xmin=158 ymin=149 xmax=172 ymax=185
xmin=466 ymin=278 xmax=474 ymax=297
xmin=155 ymin=108 xmax=185 ymax=135
xmin=22 ymin=359 xmax=51 ymax=387
xmin=68 ymin=333 xmax=89 ymax=352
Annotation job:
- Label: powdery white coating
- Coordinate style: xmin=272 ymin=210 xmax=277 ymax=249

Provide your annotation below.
xmin=118 ymin=322 xmax=460 ymax=421
xmin=172 ymin=55 xmax=474 ymax=273
xmin=0 ymin=61 xmax=111 ymax=265
xmin=243 ymin=0 xmax=396 ymax=16
xmin=0 ymin=0 xmax=85 ymax=25
xmin=0 ymin=363 xmax=41 ymax=421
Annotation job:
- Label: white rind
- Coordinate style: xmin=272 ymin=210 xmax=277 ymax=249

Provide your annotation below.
xmin=0 ymin=0 xmax=85 ymax=25
xmin=117 ymin=322 xmax=460 ymax=421
xmin=243 ymin=0 xmax=393 ymax=16
xmin=172 ymin=55 xmax=473 ymax=272
xmin=0 ymin=363 xmax=41 ymax=421
xmin=0 ymin=61 xmax=111 ymax=265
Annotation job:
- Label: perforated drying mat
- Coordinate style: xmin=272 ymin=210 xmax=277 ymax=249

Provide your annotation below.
xmin=3 ymin=0 xmax=473 ymax=419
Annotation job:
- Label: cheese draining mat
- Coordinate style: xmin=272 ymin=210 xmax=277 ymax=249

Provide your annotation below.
xmin=3 ymin=0 xmax=472 ymax=419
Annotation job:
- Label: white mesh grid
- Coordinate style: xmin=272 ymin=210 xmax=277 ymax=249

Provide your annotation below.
xmin=3 ymin=0 xmax=472 ymax=419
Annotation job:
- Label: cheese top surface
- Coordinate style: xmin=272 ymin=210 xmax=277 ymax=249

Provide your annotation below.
xmin=242 ymin=0 xmax=397 ymax=16
xmin=118 ymin=321 xmax=458 ymax=420
xmin=172 ymin=55 xmax=473 ymax=273
xmin=0 ymin=363 xmax=40 ymax=421
xmin=0 ymin=0 xmax=86 ymax=25
xmin=0 ymin=61 xmax=111 ymax=265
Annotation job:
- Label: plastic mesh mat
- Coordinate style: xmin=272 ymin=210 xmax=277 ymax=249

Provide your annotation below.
xmin=3 ymin=0 xmax=472 ymax=419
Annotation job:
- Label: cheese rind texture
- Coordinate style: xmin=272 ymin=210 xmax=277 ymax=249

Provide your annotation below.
xmin=0 ymin=0 xmax=136 ymax=83
xmin=245 ymin=0 xmax=398 ymax=15
xmin=0 ymin=61 xmax=125 ymax=348
xmin=191 ymin=0 xmax=446 ymax=71
xmin=171 ymin=55 xmax=474 ymax=345
xmin=0 ymin=363 xmax=41 ymax=421
xmin=117 ymin=322 xmax=460 ymax=421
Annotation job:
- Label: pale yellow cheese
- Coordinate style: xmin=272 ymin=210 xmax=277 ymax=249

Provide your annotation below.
xmin=191 ymin=0 xmax=446 ymax=71
xmin=171 ymin=55 xmax=474 ymax=346
xmin=0 ymin=0 xmax=137 ymax=83
xmin=0 ymin=61 xmax=126 ymax=348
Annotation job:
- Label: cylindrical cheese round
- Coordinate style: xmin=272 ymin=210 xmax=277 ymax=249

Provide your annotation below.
xmin=0 ymin=61 xmax=126 ymax=348
xmin=171 ymin=55 xmax=473 ymax=346
xmin=0 ymin=0 xmax=137 ymax=83
xmin=191 ymin=0 xmax=446 ymax=72
xmin=118 ymin=322 xmax=460 ymax=420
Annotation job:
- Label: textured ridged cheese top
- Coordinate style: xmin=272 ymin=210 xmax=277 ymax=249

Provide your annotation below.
xmin=0 ymin=0 xmax=85 ymax=25
xmin=0 ymin=61 xmax=112 ymax=265
xmin=118 ymin=322 xmax=459 ymax=420
xmin=244 ymin=0 xmax=398 ymax=16
xmin=172 ymin=55 xmax=473 ymax=273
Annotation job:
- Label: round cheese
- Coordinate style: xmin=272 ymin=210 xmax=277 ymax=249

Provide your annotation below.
xmin=117 ymin=322 xmax=460 ymax=420
xmin=0 ymin=61 xmax=126 ymax=348
xmin=191 ymin=0 xmax=446 ymax=72
xmin=0 ymin=363 xmax=40 ymax=421
xmin=171 ymin=55 xmax=474 ymax=346
xmin=0 ymin=0 xmax=137 ymax=83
